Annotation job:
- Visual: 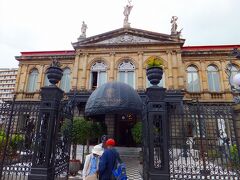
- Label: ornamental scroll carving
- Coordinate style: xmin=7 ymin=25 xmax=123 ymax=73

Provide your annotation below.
xmin=95 ymin=34 xmax=159 ymax=45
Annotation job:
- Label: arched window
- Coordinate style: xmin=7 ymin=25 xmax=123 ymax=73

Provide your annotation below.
xmin=118 ymin=61 xmax=135 ymax=88
xmin=90 ymin=61 xmax=107 ymax=90
xmin=207 ymin=65 xmax=221 ymax=92
xmin=27 ymin=69 xmax=38 ymax=92
xmin=44 ymin=73 xmax=50 ymax=86
xmin=146 ymin=72 xmax=165 ymax=88
xmin=60 ymin=68 xmax=71 ymax=92
xmin=187 ymin=66 xmax=200 ymax=92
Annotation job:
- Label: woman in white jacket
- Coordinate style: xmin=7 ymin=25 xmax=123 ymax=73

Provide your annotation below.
xmin=82 ymin=145 xmax=104 ymax=180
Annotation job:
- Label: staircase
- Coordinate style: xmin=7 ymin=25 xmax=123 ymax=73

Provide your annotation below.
xmin=115 ymin=146 xmax=141 ymax=158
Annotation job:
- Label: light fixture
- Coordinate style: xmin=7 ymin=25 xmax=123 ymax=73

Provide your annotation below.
xmin=226 ymin=48 xmax=240 ymax=103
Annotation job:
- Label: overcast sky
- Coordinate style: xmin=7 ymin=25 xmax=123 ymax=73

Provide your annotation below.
xmin=0 ymin=0 xmax=239 ymax=68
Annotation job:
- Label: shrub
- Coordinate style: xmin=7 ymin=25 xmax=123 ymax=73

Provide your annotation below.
xmin=9 ymin=134 xmax=25 ymax=152
xmin=146 ymin=56 xmax=163 ymax=68
xmin=230 ymin=144 xmax=240 ymax=169
xmin=131 ymin=122 xmax=142 ymax=145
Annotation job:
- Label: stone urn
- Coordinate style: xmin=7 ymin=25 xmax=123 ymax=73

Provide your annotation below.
xmin=146 ymin=67 xmax=163 ymax=86
xmin=46 ymin=66 xmax=63 ymax=85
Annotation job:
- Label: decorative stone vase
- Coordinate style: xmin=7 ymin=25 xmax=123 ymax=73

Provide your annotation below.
xmin=146 ymin=67 xmax=163 ymax=86
xmin=69 ymin=159 xmax=81 ymax=176
xmin=46 ymin=66 xmax=63 ymax=85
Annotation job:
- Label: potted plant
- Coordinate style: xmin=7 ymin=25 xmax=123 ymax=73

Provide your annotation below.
xmin=62 ymin=117 xmax=92 ymax=176
xmin=45 ymin=59 xmax=63 ymax=86
xmin=146 ymin=56 xmax=164 ymax=86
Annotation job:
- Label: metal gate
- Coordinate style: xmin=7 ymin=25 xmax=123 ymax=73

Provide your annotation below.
xmin=169 ymin=101 xmax=240 ymax=179
xmin=0 ymin=97 xmax=73 ymax=179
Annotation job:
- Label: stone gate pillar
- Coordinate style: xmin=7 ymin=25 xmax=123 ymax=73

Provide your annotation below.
xmin=143 ymin=87 xmax=169 ymax=180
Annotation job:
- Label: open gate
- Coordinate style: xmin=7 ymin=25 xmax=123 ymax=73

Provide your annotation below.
xmin=169 ymin=101 xmax=240 ymax=179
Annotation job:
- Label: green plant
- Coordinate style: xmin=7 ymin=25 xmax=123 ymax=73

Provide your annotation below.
xmin=0 ymin=132 xmax=24 ymax=155
xmin=9 ymin=134 xmax=24 ymax=153
xmin=131 ymin=122 xmax=142 ymax=145
xmin=146 ymin=56 xmax=163 ymax=68
xmin=230 ymin=144 xmax=240 ymax=169
xmin=61 ymin=117 xmax=104 ymax=161
xmin=207 ymin=149 xmax=220 ymax=159
xmin=90 ymin=122 xmax=104 ymax=141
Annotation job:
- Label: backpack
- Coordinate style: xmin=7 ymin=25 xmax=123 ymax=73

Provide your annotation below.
xmin=112 ymin=150 xmax=128 ymax=180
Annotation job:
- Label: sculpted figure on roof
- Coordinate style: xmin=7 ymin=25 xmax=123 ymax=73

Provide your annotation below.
xmin=123 ymin=0 xmax=133 ymax=27
xmin=81 ymin=21 xmax=87 ymax=38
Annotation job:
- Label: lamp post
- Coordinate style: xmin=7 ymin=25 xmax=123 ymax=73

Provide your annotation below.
xmin=225 ymin=48 xmax=240 ymax=103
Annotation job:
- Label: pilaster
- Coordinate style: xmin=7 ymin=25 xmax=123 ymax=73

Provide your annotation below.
xmin=80 ymin=53 xmax=88 ymax=90
xmin=72 ymin=54 xmax=80 ymax=90
xmin=138 ymin=51 xmax=144 ymax=90
xmin=109 ymin=52 xmax=115 ymax=81
xmin=167 ymin=51 xmax=173 ymax=89
xmin=176 ymin=50 xmax=184 ymax=89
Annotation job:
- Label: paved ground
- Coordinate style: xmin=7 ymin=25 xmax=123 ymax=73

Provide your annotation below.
xmin=69 ymin=157 xmax=143 ymax=180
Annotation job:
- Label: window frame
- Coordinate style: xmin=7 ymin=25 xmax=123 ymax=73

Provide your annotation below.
xmin=118 ymin=61 xmax=135 ymax=89
xmin=27 ymin=69 xmax=39 ymax=93
xmin=207 ymin=65 xmax=221 ymax=92
xmin=187 ymin=66 xmax=200 ymax=92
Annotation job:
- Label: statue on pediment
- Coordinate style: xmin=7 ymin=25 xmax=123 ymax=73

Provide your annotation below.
xmin=171 ymin=16 xmax=178 ymax=34
xmin=123 ymin=0 xmax=133 ymax=28
xmin=170 ymin=16 xmax=182 ymax=37
xmin=81 ymin=21 xmax=87 ymax=38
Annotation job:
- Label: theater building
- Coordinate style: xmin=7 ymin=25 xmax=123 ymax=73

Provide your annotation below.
xmin=14 ymin=21 xmax=240 ymax=146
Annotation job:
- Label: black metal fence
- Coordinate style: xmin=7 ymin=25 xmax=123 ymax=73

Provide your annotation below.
xmin=169 ymin=101 xmax=240 ymax=179
xmin=0 ymin=99 xmax=40 ymax=180
xmin=0 ymin=98 xmax=73 ymax=180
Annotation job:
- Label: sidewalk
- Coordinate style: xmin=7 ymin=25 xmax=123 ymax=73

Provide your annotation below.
xmin=68 ymin=157 xmax=143 ymax=180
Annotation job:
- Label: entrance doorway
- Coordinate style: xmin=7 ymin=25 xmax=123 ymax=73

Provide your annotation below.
xmin=115 ymin=114 xmax=137 ymax=147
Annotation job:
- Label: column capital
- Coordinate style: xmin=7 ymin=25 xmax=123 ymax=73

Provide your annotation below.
xmin=138 ymin=51 xmax=144 ymax=55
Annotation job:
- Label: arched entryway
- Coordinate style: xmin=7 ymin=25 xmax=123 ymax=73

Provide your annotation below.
xmin=85 ymin=81 xmax=143 ymax=147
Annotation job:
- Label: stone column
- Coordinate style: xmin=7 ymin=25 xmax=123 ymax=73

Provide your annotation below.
xmin=109 ymin=52 xmax=115 ymax=81
xmin=172 ymin=51 xmax=178 ymax=89
xmin=138 ymin=52 xmax=144 ymax=90
xmin=81 ymin=53 xmax=88 ymax=90
xmin=38 ymin=65 xmax=44 ymax=89
xmin=72 ymin=54 xmax=80 ymax=90
xmin=22 ymin=65 xmax=29 ymax=92
xmin=167 ymin=51 xmax=173 ymax=89
xmin=219 ymin=60 xmax=226 ymax=92
xmin=105 ymin=114 xmax=115 ymax=138
xmin=176 ymin=50 xmax=184 ymax=89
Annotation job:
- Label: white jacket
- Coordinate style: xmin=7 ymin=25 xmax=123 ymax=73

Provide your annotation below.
xmin=82 ymin=154 xmax=100 ymax=180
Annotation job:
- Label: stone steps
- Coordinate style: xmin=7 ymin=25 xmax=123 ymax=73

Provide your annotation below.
xmin=74 ymin=145 xmax=141 ymax=160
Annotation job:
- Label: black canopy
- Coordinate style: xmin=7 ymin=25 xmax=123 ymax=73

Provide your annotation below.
xmin=85 ymin=82 xmax=143 ymax=116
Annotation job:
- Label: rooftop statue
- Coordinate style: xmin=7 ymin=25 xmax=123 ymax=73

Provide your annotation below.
xmin=80 ymin=21 xmax=87 ymax=38
xmin=170 ymin=16 xmax=182 ymax=37
xmin=123 ymin=0 xmax=133 ymax=28
xmin=171 ymin=16 xmax=178 ymax=34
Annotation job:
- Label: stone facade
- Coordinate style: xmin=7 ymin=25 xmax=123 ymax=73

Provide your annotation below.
xmin=14 ymin=28 xmax=240 ymax=103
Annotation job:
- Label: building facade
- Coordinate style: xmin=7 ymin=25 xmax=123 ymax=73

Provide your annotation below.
xmin=0 ymin=68 xmax=18 ymax=102
xmin=14 ymin=27 xmax=240 ymax=146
